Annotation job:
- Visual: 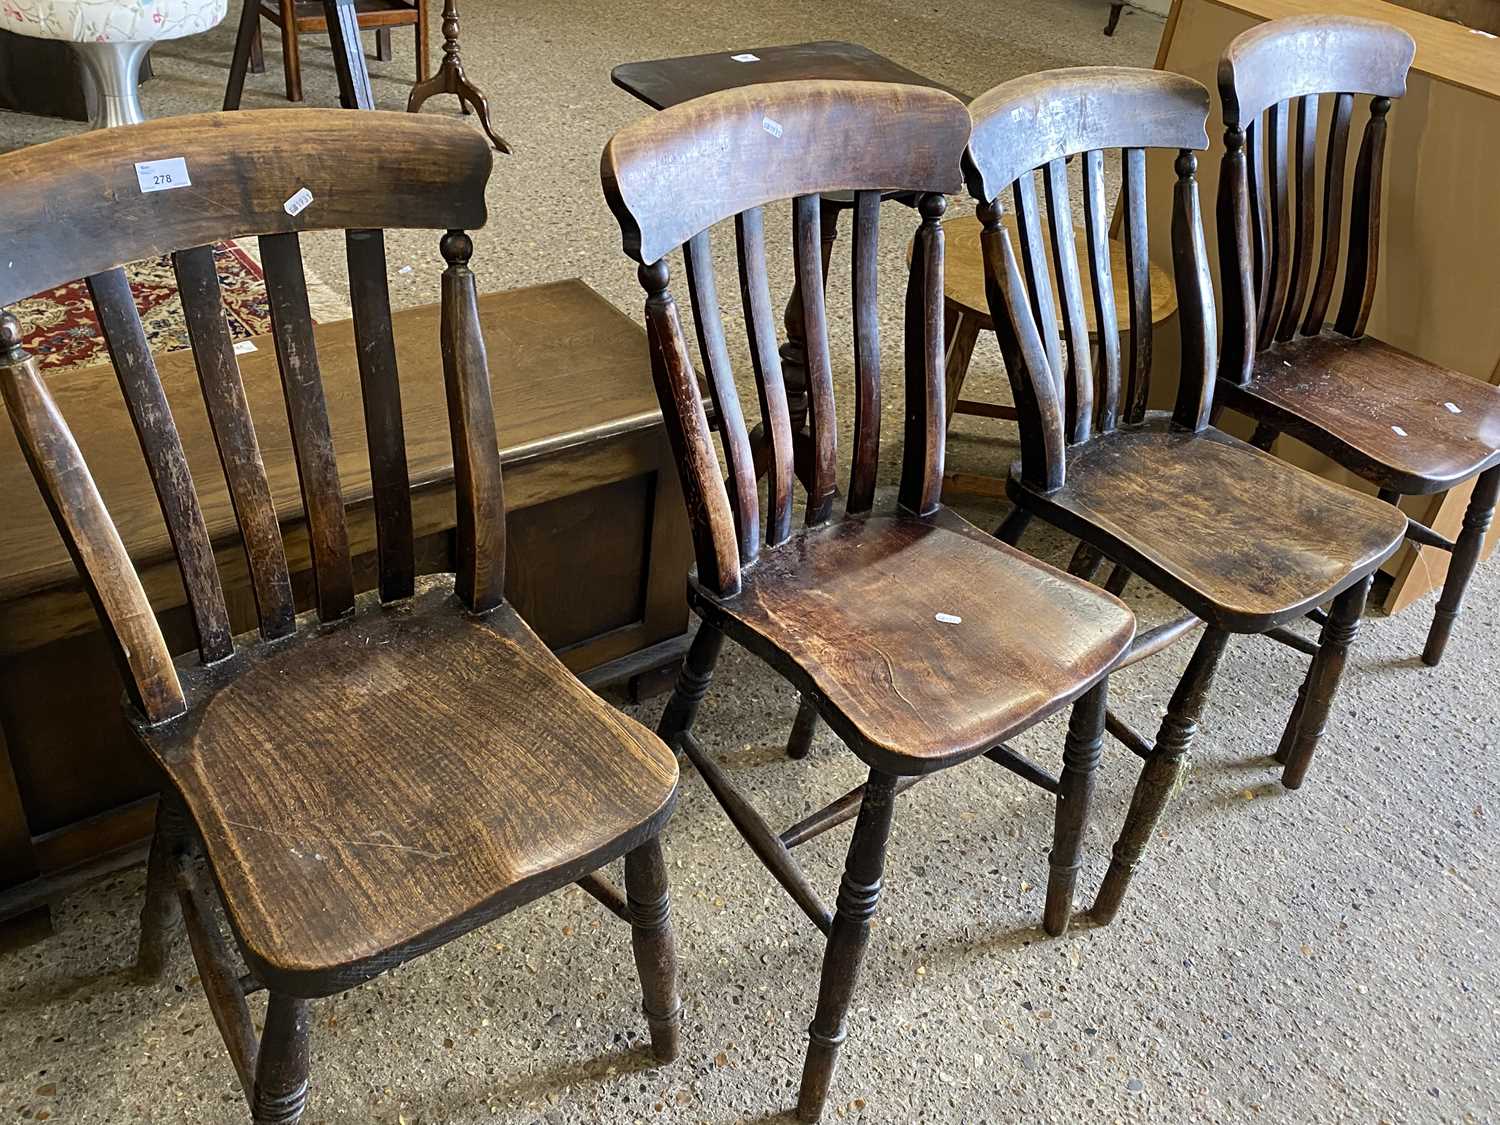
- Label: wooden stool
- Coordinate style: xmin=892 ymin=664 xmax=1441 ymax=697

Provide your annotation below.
xmin=937 ymin=210 xmax=1178 ymax=497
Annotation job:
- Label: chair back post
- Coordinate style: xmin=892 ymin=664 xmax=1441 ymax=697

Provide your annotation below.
xmin=1215 ymin=14 xmax=1415 ymax=364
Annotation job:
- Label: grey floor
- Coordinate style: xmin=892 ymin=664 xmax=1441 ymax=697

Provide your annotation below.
xmin=2 ymin=2 xmax=1498 ymax=1123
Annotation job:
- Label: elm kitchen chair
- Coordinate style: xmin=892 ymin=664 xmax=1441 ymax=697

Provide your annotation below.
xmin=1214 ymin=15 xmax=1500 ymax=669
xmin=602 ymin=80 xmax=1141 ymax=1122
xmin=0 ymin=110 xmax=680 ymax=1124
xmin=961 ymin=67 xmax=1409 ymax=921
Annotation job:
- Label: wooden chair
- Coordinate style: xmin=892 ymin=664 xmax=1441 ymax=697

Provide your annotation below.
xmin=602 ymin=80 xmax=1140 ymax=1122
xmin=961 ymin=68 xmax=1409 ymax=920
xmin=1214 ymin=15 xmax=1500 ymax=667
xmin=225 ymin=0 xmax=428 ymax=104
xmin=0 ymin=110 xmax=680 ymax=1123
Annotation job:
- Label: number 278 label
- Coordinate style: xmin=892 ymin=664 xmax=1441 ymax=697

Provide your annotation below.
xmin=135 ymin=158 xmax=191 ymax=194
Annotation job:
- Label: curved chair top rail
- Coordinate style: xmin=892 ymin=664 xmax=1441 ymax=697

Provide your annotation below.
xmin=600 ymin=79 xmax=970 ymax=264
xmin=963 ymin=67 xmax=1210 ymax=203
xmin=1219 ymin=15 xmax=1415 ymax=126
xmin=0 ymin=109 xmax=492 ymax=307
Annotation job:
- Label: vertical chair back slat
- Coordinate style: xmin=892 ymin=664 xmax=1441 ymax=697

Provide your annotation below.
xmin=1335 ymin=97 xmax=1391 ymax=337
xmin=734 ymin=207 xmax=795 ymax=547
xmin=1120 ymin=148 xmax=1153 ymax=424
xmin=1042 ymin=157 xmax=1093 ymax=444
xmin=978 ymin=201 xmax=1066 ymax=491
xmin=1216 ymin=122 xmax=1258 ymax=384
xmin=684 ymin=231 xmax=760 ymax=562
xmin=173 ymin=245 xmax=297 ymax=640
xmin=345 ymin=228 xmax=415 ymax=603
xmin=1170 ymin=152 xmax=1217 ymax=432
xmin=1080 ymin=149 xmax=1121 ymax=433
xmin=1301 ymin=92 xmax=1354 ymax=336
xmin=899 ymin=194 xmax=948 ymax=516
xmin=1 ymin=319 xmax=186 ymax=721
xmin=846 ymin=190 xmax=882 ymax=516
xmin=439 ymin=231 xmax=507 ymax=613
xmin=87 ymin=267 xmax=235 ymax=664
xmin=1275 ymin=94 xmax=1320 ymax=341
xmin=1011 ymin=172 xmax=1064 ymax=395
xmin=259 ymin=231 xmax=356 ymax=623
xmin=1216 ymin=15 xmax=1415 ymax=357
xmin=792 ymin=194 xmax=838 ymax=526
xmin=1258 ymin=100 xmax=1293 ymax=349
xmin=1244 ymin=121 xmax=1270 ymax=335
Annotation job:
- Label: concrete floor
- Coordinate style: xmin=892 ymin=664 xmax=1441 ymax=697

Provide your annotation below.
xmin=3 ymin=1 xmax=1499 ymax=1123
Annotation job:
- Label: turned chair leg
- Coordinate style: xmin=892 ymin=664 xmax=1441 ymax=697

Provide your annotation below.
xmin=785 ymin=693 xmax=819 ymax=760
xmin=137 ymin=794 xmax=189 ymax=979
xmin=796 ymin=770 xmax=899 ymax=1123
xmin=1424 ymin=465 xmax=1499 ymax=666
xmin=624 ymin=838 xmax=682 ymax=1063
xmin=254 ymin=993 xmax=312 ymax=1125
xmin=1276 ymin=575 xmax=1371 ymax=789
xmin=995 ymin=506 xmax=1032 ymax=546
xmin=1044 ymin=678 xmax=1107 ymax=936
xmin=1091 ymin=627 xmax=1231 ymax=926
xmin=224 ymin=0 xmax=261 ymax=109
xmin=657 ymin=623 xmax=724 ymax=745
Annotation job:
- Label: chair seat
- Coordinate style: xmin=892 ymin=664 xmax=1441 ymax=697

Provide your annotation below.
xmin=139 ymin=578 xmax=678 ymax=997
xmin=691 ymin=511 xmax=1135 ymax=775
xmin=2 ymin=0 xmax=227 ymax=42
xmin=1222 ymin=330 xmax=1500 ymax=494
xmin=1010 ymin=417 xmax=1409 ymax=633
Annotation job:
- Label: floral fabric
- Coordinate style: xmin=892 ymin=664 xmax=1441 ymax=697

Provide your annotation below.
xmin=1 ymin=0 xmax=226 ymax=43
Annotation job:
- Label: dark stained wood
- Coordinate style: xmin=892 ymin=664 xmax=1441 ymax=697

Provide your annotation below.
xmin=87 ymin=268 xmax=235 ymax=664
xmin=1081 ymin=150 xmax=1121 ymax=430
xmin=1258 ymin=99 xmax=1292 ymax=349
xmin=1302 ymin=92 xmax=1354 ymax=337
xmin=1276 ymin=95 xmax=1319 ymax=343
xmin=1276 ymin=575 xmax=1370 ymax=788
xmin=1045 ymin=679 xmax=1107 ymax=937
xmin=602 ymin=80 xmax=969 ymax=265
xmin=607 ymin=79 xmax=1144 ymax=1121
xmin=1425 ymin=466 xmax=1500 ymax=665
xmin=344 ymin=229 xmax=415 ymax=603
xmin=1335 ymin=97 xmax=1390 ymax=338
xmin=735 ymin=208 xmax=796 ymax=545
xmin=406 ymin=0 xmax=512 ymax=154
xmin=1219 ymin=332 xmax=1500 ymax=494
xmin=966 ymin=65 xmax=1410 ymax=916
xmin=320 ymin=0 xmax=376 ymax=112
xmin=793 ymin=196 xmax=838 ymax=525
xmin=173 ymin=246 xmax=298 ymax=640
xmin=691 ymin=514 xmax=1133 ymax=776
xmin=1011 ymin=172 xmax=1064 ymax=397
xmin=1008 ymin=420 xmax=1405 ymax=632
xmin=610 ymin=40 xmax=966 ymax=111
xmin=1043 ymin=159 xmax=1093 ymax=443
xmin=260 ymin=231 xmax=356 ymax=622
xmin=1 ymin=113 xmax=685 ymax=1122
xmin=847 ymin=191 xmax=882 ymax=516
xmin=684 ymin=232 xmax=760 ymax=559
xmin=0 ymin=110 xmax=489 ymax=310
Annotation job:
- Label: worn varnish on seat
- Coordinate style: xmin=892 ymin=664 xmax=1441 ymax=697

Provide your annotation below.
xmin=603 ymin=79 xmax=1134 ymax=1123
xmin=1213 ymin=15 xmax=1500 ymax=666
xmin=0 ymin=109 xmax=681 ymax=1125
xmin=961 ymin=67 xmax=1406 ymax=935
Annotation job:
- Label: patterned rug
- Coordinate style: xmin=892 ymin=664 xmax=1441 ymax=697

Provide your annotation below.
xmin=13 ymin=240 xmax=349 ymax=372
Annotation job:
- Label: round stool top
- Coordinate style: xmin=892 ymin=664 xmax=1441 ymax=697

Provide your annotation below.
xmin=3 ymin=0 xmax=226 ymax=43
xmin=938 ymin=212 xmax=1177 ymax=334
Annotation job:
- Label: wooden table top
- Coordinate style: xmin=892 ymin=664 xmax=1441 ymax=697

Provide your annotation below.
xmin=0 ymin=279 xmax=658 ymax=604
xmin=611 ymin=40 xmax=968 ymax=111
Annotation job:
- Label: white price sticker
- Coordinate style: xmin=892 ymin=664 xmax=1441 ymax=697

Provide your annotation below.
xmin=232 ymin=340 xmax=258 ymax=356
xmin=731 ymin=53 xmax=760 ymax=62
xmin=283 ymin=187 xmax=314 ymax=217
xmin=1391 ymin=425 xmax=1408 ymax=437
xmin=1444 ymin=401 xmax=1463 ymax=414
xmin=935 ymin=612 xmax=963 ymax=625
xmin=135 ymin=158 xmax=190 ymax=194
xmin=762 ymin=116 xmax=784 ymax=138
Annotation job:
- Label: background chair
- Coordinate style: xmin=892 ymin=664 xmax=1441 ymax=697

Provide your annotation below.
xmin=0 ymin=109 xmax=680 ymax=1123
xmin=0 ymin=0 xmax=227 ymax=127
xmin=1214 ymin=15 xmax=1500 ymax=667
xmin=603 ymin=79 xmax=1138 ymax=1122
xmin=226 ymin=0 xmax=428 ymax=104
xmin=962 ymin=67 xmax=1408 ymax=920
